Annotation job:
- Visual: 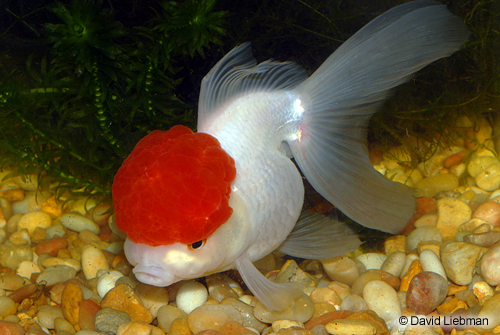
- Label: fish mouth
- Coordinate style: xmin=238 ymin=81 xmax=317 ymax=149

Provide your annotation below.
xmin=132 ymin=264 xmax=181 ymax=287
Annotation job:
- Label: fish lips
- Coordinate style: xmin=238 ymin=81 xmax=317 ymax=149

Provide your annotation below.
xmin=132 ymin=263 xmax=181 ymax=287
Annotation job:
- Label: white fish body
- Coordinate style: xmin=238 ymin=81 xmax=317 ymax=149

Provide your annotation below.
xmin=119 ymin=1 xmax=469 ymax=310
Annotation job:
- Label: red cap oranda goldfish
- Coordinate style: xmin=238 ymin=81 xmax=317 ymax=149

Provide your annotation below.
xmin=112 ymin=1 xmax=469 ymax=310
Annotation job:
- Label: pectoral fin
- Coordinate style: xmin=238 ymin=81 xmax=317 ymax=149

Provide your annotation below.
xmin=278 ymin=210 xmax=361 ymax=259
xmin=235 ymin=253 xmax=301 ymax=311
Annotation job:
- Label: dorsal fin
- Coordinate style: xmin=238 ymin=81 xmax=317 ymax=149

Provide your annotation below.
xmin=198 ymin=43 xmax=307 ymax=131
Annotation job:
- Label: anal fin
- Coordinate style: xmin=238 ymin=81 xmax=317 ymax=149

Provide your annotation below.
xmin=235 ymin=253 xmax=301 ymax=311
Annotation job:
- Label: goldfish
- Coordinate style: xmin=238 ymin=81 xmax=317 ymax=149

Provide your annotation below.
xmin=112 ymin=1 xmax=469 ymax=310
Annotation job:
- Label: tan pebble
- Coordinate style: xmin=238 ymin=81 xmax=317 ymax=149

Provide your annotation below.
xmin=321 ymin=256 xmax=359 ymax=286
xmin=0 ymin=296 xmax=17 ymax=318
xmin=60 ymin=213 xmax=100 ymax=234
xmin=61 ymin=282 xmax=83 ymax=326
xmin=350 ymin=270 xmax=382 ymax=296
xmin=0 ymin=272 xmax=27 ymax=291
xmin=134 ymin=283 xmax=169 ymax=319
xmin=327 ymin=281 xmax=350 ymax=300
xmin=381 ymin=250 xmax=406 ymax=277
xmin=276 ymin=260 xmax=317 ymax=288
xmin=197 ymin=330 xmax=222 ymax=335
xmin=310 ymin=287 xmax=341 ymax=306
xmin=41 ymin=257 xmax=81 ymax=272
xmin=473 ymin=201 xmax=500 ymax=226
xmin=477 ymin=293 xmax=500 ymax=329
xmin=473 ymin=281 xmax=494 ymax=301
xmin=37 ymin=305 xmax=64 ymax=329
xmin=476 ymin=163 xmax=500 ymax=191
xmin=468 ymin=155 xmax=499 ymax=178
xmin=312 ymin=302 xmax=337 ymax=319
xmin=188 ymin=305 xmax=242 ymax=334
xmin=385 ymin=235 xmax=406 ymax=255
xmin=78 ymin=230 xmax=101 ymax=244
xmin=207 ymin=274 xmax=240 ymax=302
xmin=480 ymin=245 xmax=500 ymax=286
xmin=414 ymin=213 xmax=438 ymax=228
xmin=459 ymin=218 xmax=491 ymax=232
xmin=157 ymin=305 xmax=188 ymax=333
xmin=54 ymin=317 xmax=76 ymax=334
xmin=435 ymin=197 xmax=472 ymax=238
xmin=356 ymin=253 xmax=386 ymax=270
xmin=17 ymin=211 xmax=52 ymax=235
xmin=325 ymin=319 xmax=376 ymax=335
xmin=9 ymin=229 xmax=30 ymax=246
xmin=116 ymin=321 xmax=165 ymax=335
xmin=415 ymin=173 xmax=459 ymax=198
xmin=400 ymin=260 xmax=422 ymax=292
xmin=253 ymin=293 xmax=314 ymax=323
xmin=101 ymin=283 xmax=153 ymax=323
xmin=464 ymin=231 xmax=500 ymax=247
xmin=416 ymin=241 xmax=441 ymax=257
xmin=81 ymin=244 xmax=109 ymax=280
xmin=31 ymin=227 xmax=46 ymax=244
xmin=363 ymin=280 xmax=401 ymax=322
xmin=0 ymin=189 xmax=25 ymax=202
xmin=272 ymin=320 xmax=305 ymax=332
xmin=42 ymin=197 xmax=66 ymax=219
xmin=49 ymin=283 xmax=65 ymax=305
xmin=440 ymin=242 xmax=483 ymax=285
xmin=220 ymin=298 xmax=267 ymax=332
xmin=169 ymin=318 xmax=192 ymax=335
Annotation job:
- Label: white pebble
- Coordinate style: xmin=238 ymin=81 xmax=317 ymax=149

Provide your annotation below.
xmin=356 ymin=253 xmax=387 ymax=270
xmin=406 ymin=226 xmax=442 ymax=251
xmin=60 ymin=213 xmax=100 ymax=234
xmin=363 ymin=280 xmax=402 ymax=323
xmin=81 ymin=244 xmax=109 ymax=280
xmin=97 ymin=270 xmax=124 ymax=298
xmin=419 ymin=249 xmax=447 ymax=279
xmin=176 ymin=281 xmax=208 ymax=314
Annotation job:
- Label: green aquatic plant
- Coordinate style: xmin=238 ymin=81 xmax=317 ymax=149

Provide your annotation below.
xmin=0 ymin=0 xmax=227 ymax=200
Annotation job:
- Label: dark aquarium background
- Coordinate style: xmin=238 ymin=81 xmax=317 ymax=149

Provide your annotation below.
xmin=0 ymin=0 xmax=497 ymax=205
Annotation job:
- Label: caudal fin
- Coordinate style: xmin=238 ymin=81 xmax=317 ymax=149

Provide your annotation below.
xmin=289 ymin=1 xmax=469 ymax=233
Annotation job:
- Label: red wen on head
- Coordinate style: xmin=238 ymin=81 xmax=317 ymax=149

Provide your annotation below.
xmin=112 ymin=125 xmax=236 ymax=247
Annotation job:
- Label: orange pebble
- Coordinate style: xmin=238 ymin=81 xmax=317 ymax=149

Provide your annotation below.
xmin=400 ymin=260 xmax=422 ymax=292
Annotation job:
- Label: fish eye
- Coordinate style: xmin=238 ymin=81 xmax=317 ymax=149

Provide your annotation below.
xmin=188 ymin=240 xmax=206 ymax=250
